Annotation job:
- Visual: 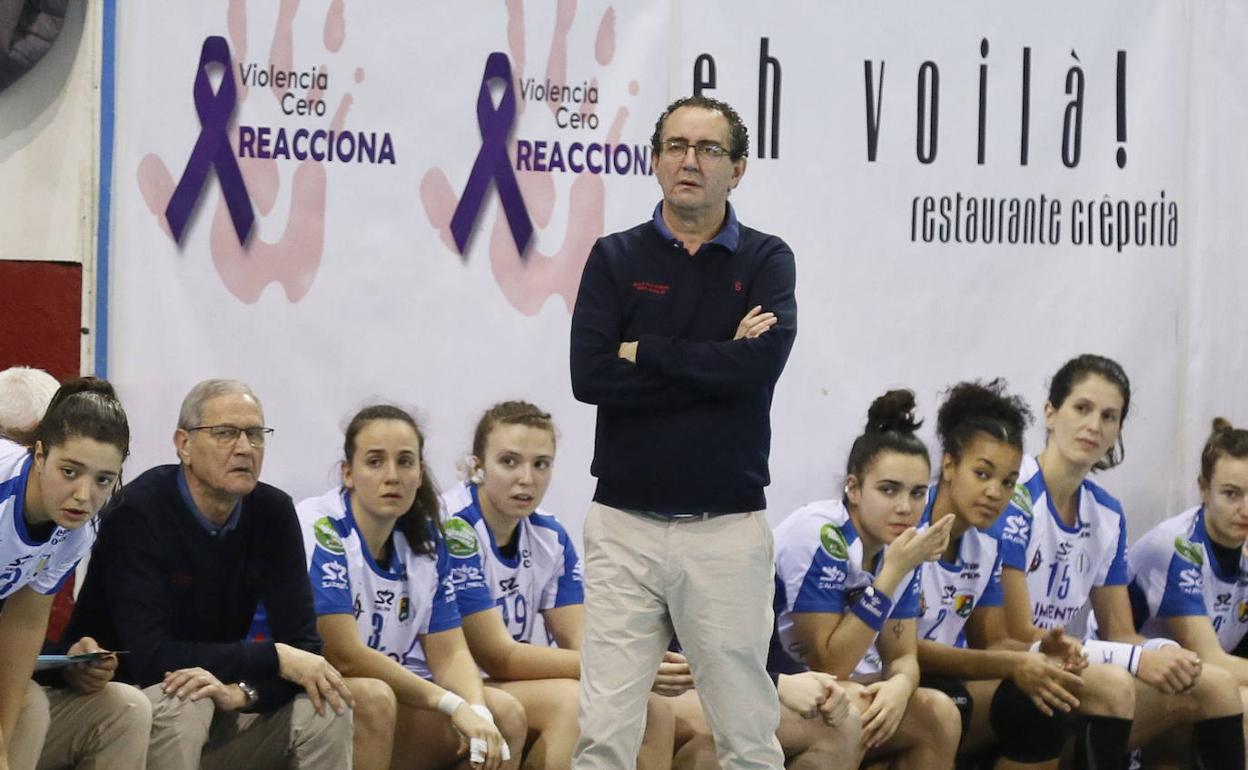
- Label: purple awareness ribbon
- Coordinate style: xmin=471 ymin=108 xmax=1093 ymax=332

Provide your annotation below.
xmin=165 ymin=36 xmax=254 ymax=244
xmin=450 ymin=52 xmax=533 ymax=257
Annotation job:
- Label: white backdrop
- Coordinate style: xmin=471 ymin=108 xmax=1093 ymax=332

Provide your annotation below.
xmin=106 ymin=0 xmax=1246 ymax=551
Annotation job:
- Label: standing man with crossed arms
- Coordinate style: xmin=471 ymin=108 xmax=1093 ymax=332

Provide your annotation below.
xmin=569 ymin=95 xmax=797 ymax=770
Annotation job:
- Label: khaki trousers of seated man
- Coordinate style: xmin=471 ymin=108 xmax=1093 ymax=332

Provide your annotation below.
xmin=9 ymin=680 xmax=152 ymax=770
xmin=142 ymin=683 xmax=352 ymax=770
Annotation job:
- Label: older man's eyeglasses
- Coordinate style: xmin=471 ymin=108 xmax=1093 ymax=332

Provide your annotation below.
xmin=188 ymin=425 xmax=274 ymax=447
xmin=659 ymin=139 xmax=733 ymax=160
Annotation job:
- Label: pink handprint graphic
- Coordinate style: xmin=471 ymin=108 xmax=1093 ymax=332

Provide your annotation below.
xmin=138 ymin=0 xmax=351 ymax=304
xmin=421 ymin=0 xmax=640 ymax=316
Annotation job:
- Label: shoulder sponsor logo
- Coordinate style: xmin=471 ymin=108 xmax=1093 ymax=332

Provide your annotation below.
xmin=820 ymin=523 xmax=850 ymax=560
xmin=1002 ymin=513 xmax=1030 ymax=545
xmin=444 ymin=518 xmax=480 ymax=558
xmin=1174 ymin=537 xmax=1204 ymax=567
xmin=313 ymin=517 xmax=345 ymax=555
xmin=1178 ymin=567 xmax=1202 ymax=593
xmin=1010 ymin=484 xmax=1034 ymax=517
xmin=320 ymin=561 xmax=349 ymax=590
xmin=818 ymin=564 xmax=846 ymax=588
xmin=450 ymin=564 xmax=485 ymax=587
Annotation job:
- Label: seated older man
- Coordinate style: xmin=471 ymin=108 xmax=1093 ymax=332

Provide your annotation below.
xmin=64 ymin=379 xmax=394 ymax=770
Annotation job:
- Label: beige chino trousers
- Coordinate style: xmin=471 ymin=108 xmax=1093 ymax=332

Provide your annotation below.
xmin=9 ymin=681 xmax=151 ymax=770
xmin=573 ymin=503 xmax=784 ymax=770
xmin=142 ymin=684 xmax=352 ymax=770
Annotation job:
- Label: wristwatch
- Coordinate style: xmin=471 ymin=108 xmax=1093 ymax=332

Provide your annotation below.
xmin=237 ymin=680 xmax=260 ymax=710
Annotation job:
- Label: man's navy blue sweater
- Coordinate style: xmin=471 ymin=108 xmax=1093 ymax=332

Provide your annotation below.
xmin=569 ymin=207 xmax=797 ymax=513
xmin=65 ymin=465 xmax=320 ymax=712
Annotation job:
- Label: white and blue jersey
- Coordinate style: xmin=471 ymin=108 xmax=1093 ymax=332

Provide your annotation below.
xmin=0 ymin=438 xmax=95 ymax=600
xmin=773 ymin=498 xmax=922 ymax=677
xmin=1127 ymin=506 xmax=1248 ymax=652
xmin=991 ymin=455 xmax=1129 ymax=632
xmin=298 ymin=487 xmax=461 ymax=680
xmin=917 ymin=492 xmax=1005 ymax=647
xmin=442 ymin=484 xmax=583 ymax=644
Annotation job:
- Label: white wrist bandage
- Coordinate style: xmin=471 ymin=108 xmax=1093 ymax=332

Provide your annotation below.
xmin=1142 ymin=637 xmax=1180 ymax=651
xmin=437 ymin=691 xmax=466 ymax=716
xmin=1082 ymin=640 xmax=1143 ymax=675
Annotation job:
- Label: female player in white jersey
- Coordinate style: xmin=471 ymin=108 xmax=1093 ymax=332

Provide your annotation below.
xmin=0 ymin=377 xmax=150 ymax=770
xmin=1126 ymin=418 xmax=1248 ymax=751
xmin=993 ymin=354 xmax=1244 ymax=768
xmin=915 ymin=380 xmax=1134 ymax=769
xmin=299 ymin=405 xmax=524 ymax=770
xmin=443 ymin=401 xmax=676 ymax=770
xmin=772 ymin=389 xmax=960 ymax=769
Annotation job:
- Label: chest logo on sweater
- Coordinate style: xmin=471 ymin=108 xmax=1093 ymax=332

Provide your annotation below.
xmin=398 ymin=596 xmax=411 ymax=621
xmin=374 ymin=589 xmax=396 ymax=611
xmin=1238 ymin=601 xmax=1248 ymax=623
xmin=632 ymin=281 xmax=670 ymax=296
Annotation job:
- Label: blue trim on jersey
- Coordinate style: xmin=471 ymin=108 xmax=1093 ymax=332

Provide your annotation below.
xmin=426 ymin=542 xmax=464 ymax=634
xmin=308 ymin=539 xmax=355 ymax=616
xmin=0 ymin=454 xmax=33 ymax=531
xmin=469 ymin=485 xmax=523 ymax=569
xmin=1087 ymin=481 xmax=1126 ymax=516
xmin=95 ymin=0 xmax=117 ymax=377
xmin=530 ymin=513 xmax=585 ymax=608
xmin=792 ymin=547 xmax=848 ymax=614
xmin=839 ymin=510 xmax=861 ymax=548
xmin=892 ymin=571 xmax=922 ymax=619
xmin=1021 ymin=472 xmax=1047 ymax=514
xmin=993 ymin=476 xmax=1040 ymax=571
xmin=343 ymin=492 xmax=406 ymax=580
xmin=1042 ymin=478 xmax=1083 ymax=534
xmin=445 ymin=496 xmax=496 ymax=617
xmin=978 ymin=559 xmax=1005 ymax=607
xmin=1103 ymin=514 xmax=1129 ymax=586
xmin=1193 ymin=508 xmax=1242 ymax=583
xmin=1157 ymin=545 xmax=1208 ymax=618
xmin=922 ymin=487 xmax=969 ymax=575
xmin=0 ymin=459 xmax=26 ymax=506
xmin=9 ymin=456 xmax=47 ymax=547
